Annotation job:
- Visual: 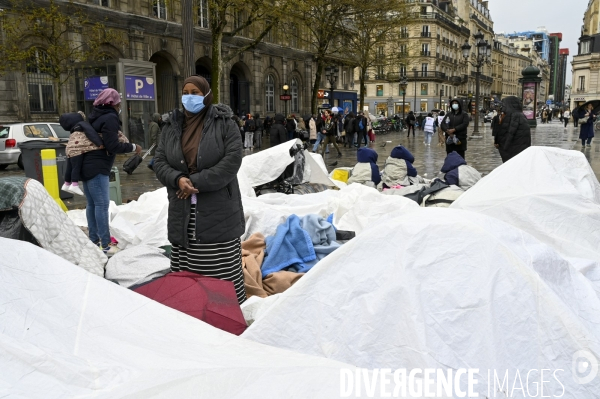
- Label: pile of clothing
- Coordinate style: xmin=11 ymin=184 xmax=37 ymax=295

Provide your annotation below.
xmin=242 ymin=214 xmax=343 ymax=298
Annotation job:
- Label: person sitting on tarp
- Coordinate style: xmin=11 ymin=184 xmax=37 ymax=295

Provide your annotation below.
xmin=347 ymin=147 xmax=381 ymax=188
xmin=439 ymin=151 xmax=481 ymax=190
xmin=378 ymin=145 xmax=417 ymax=190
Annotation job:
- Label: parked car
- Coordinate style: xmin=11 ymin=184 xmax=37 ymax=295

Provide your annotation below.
xmin=0 ymin=122 xmax=69 ymax=169
xmin=483 ymin=112 xmax=495 ymax=123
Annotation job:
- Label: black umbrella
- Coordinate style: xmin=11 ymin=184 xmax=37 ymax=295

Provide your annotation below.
xmin=577 ymin=100 xmax=600 ymax=115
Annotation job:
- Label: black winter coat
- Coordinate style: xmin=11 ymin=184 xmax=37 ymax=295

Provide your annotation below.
xmin=441 ymin=104 xmax=470 ymax=152
xmin=495 ymin=96 xmax=531 ymax=163
xmin=153 ymin=104 xmax=245 ymax=247
xmin=270 ymin=122 xmax=287 ymax=146
xmin=81 ymin=106 xmax=135 ymax=181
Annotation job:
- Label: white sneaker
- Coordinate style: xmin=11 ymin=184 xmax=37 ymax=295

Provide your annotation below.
xmin=69 ymin=185 xmax=85 ymax=196
xmin=61 ymin=183 xmax=71 ymax=191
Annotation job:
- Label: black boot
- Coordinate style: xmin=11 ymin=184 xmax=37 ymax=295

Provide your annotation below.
xmin=337 ymin=152 xmax=342 ymax=158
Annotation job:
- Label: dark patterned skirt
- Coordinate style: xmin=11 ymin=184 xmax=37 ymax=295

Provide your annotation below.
xmin=171 ymin=204 xmax=246 ymax=304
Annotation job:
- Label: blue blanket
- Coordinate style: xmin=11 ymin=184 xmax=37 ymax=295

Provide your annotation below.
xmin=261 ymin=214 xmax=340 ymax=277
xmin=298 ymin=214 xmax=340 ymax=271
xmin=261 ymin=215 xmax=316 ymax=277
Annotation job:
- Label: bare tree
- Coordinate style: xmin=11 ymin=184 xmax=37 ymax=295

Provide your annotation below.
xmin=0 ymin=0 xmax=123 ymax=113
xmin=206 ymin=0 xmax=288 ymax=103
xmin=345 ymin=0 xmax=415 ymax=111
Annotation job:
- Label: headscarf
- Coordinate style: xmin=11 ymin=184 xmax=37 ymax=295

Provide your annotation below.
xmin=93 ymin=88 xmax=121 ymax=106
xmin=181 ymin=76 xmax=213 ymax=173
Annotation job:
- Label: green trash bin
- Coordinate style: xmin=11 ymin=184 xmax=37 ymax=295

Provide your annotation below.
xmin=18 ymin=139 xmax=73 ymax=200
xmin=109 ymin=166 xmax=122 ymax=205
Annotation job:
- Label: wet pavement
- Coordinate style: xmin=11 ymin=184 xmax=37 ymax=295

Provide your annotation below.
xmin=1 ymin=119 xmax=598 ymax=210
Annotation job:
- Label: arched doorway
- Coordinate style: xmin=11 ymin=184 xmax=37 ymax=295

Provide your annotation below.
xmin=150 ymin=51 xmax=180 ymax=114
xmin=195 ymin=57 xmax=212 ymax=83
xmin=230 ymin=62 xmax=251 ymax=117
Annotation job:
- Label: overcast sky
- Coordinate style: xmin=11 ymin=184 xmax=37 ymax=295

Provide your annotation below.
xmin=487 ymin=0 xmax=587 ymax=86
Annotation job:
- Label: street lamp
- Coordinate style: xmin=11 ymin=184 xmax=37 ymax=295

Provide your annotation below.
xmin=461 ymin=29 xmax=492 ymax=138
xmin=324 ymin=66 xmax=339 ymax=109
xmin=400 ymin=75 xmax=408 ymax=122
xmin=282 ymin=83 xmax=290 ymax=116
xmin=413 ymin=67 xmax=418 ymax=113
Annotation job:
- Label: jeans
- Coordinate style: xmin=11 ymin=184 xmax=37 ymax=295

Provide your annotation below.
xmin=321 ymin=135 xmax=341 ymax=156
xmin=255 ymin=130 xmax=263 ymax=148
xmin=244 ymin=132 xmax=254 ymax=148
xmin=424 ymin=131 xmax=434 ymax=145
xmin=564 ymin=119 xmax=569 ymax=128
xmin=582 ymin=137 xmax=593 ymax=146
xmin=313 ymin=132 xmax=329 ymax=153
xmin=82 ymin=174 xmax=110 ymax=247
xmin=357 ymin=131 xmax=367 ymax=148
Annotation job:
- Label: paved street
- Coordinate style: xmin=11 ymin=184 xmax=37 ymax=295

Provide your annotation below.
xmin=1 ymin=119 xmax=597 ymax=210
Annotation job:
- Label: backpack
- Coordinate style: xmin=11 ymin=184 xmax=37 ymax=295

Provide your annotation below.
xmin=248 ymin=119 xmax=256 ymax=131
xmin=358 ymin=118 xmax=365 ymax=130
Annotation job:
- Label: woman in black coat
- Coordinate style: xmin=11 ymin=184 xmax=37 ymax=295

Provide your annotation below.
xmin=578 ymin=103 xmax=595 ymax=149
xmin=153 ymin=76 xmax=246 ymax=304
xmin=494 ymin=96 xmax=531 ymax=163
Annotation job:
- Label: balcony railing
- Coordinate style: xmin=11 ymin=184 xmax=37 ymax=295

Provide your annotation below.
xmin=400 ymin=33 xmax=409 ymax=38
xmin=576 ymin=88 xmax=586 ymax=93
xmin=421 ymin=32 xmax=431 ymax=38
xmin=420 ymin=51 xmax=431 ymax=56
xmin=411 ymin=71 xmax=446 ymax=80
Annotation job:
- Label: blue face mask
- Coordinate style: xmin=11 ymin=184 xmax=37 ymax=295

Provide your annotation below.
xmin=182 ymin=90 xmax=211 ymax=113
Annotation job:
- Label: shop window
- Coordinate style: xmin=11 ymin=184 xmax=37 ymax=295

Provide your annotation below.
xmin=265 ymin=74 xmax=275 ymax=112
xmin=420 ymin=101 xmax=427 ymax=112
xmin=376 ymin=85 xmax=383 ymax=96
xmin=291 ymin=78 xmax=299 ymax=113
xmin=26 ymin=49 xmax=56 ymax=113
xmin=421 ymin=83 xmax=428 ymax=95
xmin=153 ymin=0 xmax=167 ymax=19
xmin=198 ymin=0 xmax=209 ymax=28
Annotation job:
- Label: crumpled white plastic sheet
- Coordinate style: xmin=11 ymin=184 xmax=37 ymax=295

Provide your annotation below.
xmin=452 ymin=146 xmax=600 ymax=296
xmin=0 ymin=238 xmax=384 ymax=399
xmin=242 ymin=208 xmax=600 ymax=398
xmin=105 ymin=245 xmax=170 ymax=288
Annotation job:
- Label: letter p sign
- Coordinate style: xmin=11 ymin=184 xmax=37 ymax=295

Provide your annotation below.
xmin=135 ymin=79 xmax=144 ymax=93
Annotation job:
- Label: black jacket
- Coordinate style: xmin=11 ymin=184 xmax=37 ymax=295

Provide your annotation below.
xmin=344 ymin=116 xmax=355 ymax=134
xmin=270 ymin=120 xmax=287 ymax=146
xmin=354 ymin=115 xmax=367 ymax=133
xmin=153 ymin=104 xmax=245 ymax=247
xmin=81 ymin=106 xmax=135 ymax=181
xmin=442 ymin=103 xmax=470 ymax=151
xmin=495 ymin=96 xmax=531 ymax=162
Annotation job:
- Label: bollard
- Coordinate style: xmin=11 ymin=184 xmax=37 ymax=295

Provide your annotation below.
xmin=41 ymin=149 xmax=68 ymax=212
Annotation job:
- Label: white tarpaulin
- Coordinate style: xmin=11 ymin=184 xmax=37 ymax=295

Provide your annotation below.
xmin=68 ymin=184 xmax=417 ymax=248
xmin=243 ymin=208 xmax=600 ymax=398
xmin=451 ymin=147 xmax=600 ymax=294
xmin=0 ymin=238 xmax=387 ymax=399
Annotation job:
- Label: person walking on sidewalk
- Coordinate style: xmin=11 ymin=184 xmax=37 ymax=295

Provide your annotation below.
xmin=243 ymin=113 xmax=256 ymax=150
xmin=573 ymin=108 xmax=580 ymax=128
xmin=563 ymin=109 xmax=571 ymax=129
xmin=320 ymin=110 xmax=342 ymax=158
xmin=423 ymin=113 xmax=435 ymax=146
xmin=254 ymin=113 xmax=263 ymax=149
xmin=405 ymin=111 xmax=416 ymax=137
xmin=441 ymin=99 xmax=470 ymax=160
xmin=578 ymin=103 xmax=595 ymax=149
xmin=494 ymin=96 xmax=531 ymax=163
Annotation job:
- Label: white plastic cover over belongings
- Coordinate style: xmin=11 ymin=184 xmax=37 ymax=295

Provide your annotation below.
xmin=452 ymin=147 xmax=600 ymax=289
xmin=237 ymin=139 xmax=334 ymax=197
xmin=0 ymin=238 xmax=389 ymax=399
xmin=243 ymin=208 xmax=600 ymax=398
xmin=105 ymin=245 xmax=170 ymax=288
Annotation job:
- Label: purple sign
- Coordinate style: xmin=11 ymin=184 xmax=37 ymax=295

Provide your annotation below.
xmin=125 ymin=75 xmax=155 ymax=100
xmin=84 ymin=76 xmax=109 ymax=101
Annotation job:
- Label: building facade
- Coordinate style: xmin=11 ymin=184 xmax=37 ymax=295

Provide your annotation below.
xmin=491 ymin=40 xmax=530 ymax=101
xmin=571 ymin=0 xmax=600 ymax=110
xmin=0 ymin=0 xmax=357 ymax=146
xmin=360 ymin=0 xmax=489 ymax=116
xmin=548 ymin=33 xmax=562 ymax=98
xmin=556 ymin=49 xmax=569 ymax=105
